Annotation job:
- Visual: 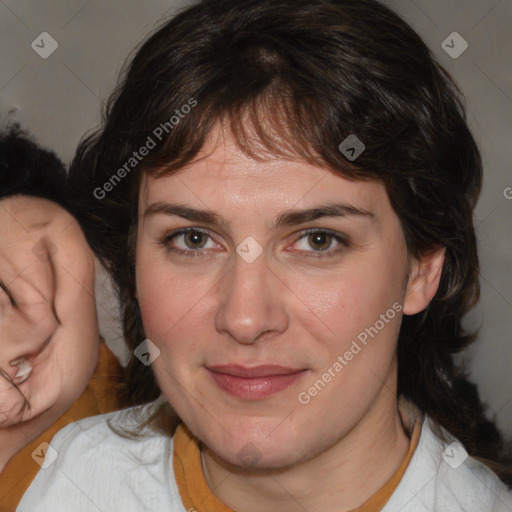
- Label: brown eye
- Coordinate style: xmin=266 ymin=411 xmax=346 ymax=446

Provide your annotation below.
xmin=184 ymin=231 xmax=208 ymax=249
xmin=307 ymin=232 xmax=333 ymax=251
xmin=292 ymin=229 xmax=348 ymax=256
xmin=162 ymin=228 xmax=221 ymax=257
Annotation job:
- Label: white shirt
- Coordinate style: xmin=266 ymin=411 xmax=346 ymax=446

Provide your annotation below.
xmin=17 ymin=403 xmax=512 ymax=512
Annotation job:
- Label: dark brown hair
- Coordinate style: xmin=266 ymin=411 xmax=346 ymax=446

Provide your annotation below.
xmin=68 ymin=0 xmax=511 ymax=483
xmin=0 ymin=125 xmax=68 ymax=207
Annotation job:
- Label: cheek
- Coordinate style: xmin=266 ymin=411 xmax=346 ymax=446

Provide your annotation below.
xmin=136 ymin=263 xmax=216 ymax=411
xmin=136 ymin=257 xmax=214 ymax=351
xmin=286 ymin=260 xmax=405 ymax=348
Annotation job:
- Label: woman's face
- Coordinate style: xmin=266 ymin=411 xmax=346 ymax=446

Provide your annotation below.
xmin=0 ymin=196 xmax=99 ymax=427
xmin=136 ymin=128 xmax=436 ymax=469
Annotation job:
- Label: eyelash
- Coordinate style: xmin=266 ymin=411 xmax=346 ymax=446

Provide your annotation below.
xmin=159 ymin=227 xmax=349 ymax=259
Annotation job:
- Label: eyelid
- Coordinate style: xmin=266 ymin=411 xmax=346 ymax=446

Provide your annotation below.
xmin=288 ymin=228 xmax=349 ymax=255
xmin=161 ymin=227 xmax=224 ymax=254
xmin=164 ymin=226 xmax=216 ymax=240
xmin=160 ymin=226 xmax=349 ymax=258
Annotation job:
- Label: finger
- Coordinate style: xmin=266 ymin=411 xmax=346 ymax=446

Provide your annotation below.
xmin=0 ymin=280 xmax=12 ymax=310
xmin=0 ymin=236 xmax=58 ymax=312
xmin=0 ymin=271 xmax=59 ymax=360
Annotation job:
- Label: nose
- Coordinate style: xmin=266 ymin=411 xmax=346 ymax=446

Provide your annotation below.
xmin=214 ymin=250 xmax=289 ymax=345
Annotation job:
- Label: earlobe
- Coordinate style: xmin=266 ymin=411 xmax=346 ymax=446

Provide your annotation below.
xmin=403 ymin=247 xmax=446 ymax=315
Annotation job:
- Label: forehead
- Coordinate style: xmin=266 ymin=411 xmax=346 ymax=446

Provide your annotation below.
xmin=139 ymin=128 xmax=392 ymax=219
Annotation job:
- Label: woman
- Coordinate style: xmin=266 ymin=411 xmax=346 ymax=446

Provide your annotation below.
xmin=18 ymin=0 xmax=512 ymax=510
xmin=0 ymin=128 xmax=122 ymax=510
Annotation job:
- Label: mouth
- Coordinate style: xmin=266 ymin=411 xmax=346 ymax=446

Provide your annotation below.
xmin=206 ymin=364 xmax=308 ymax=400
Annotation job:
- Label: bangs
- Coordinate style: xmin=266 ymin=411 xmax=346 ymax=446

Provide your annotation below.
xmin=150 ymin=87 xmax=343 ymax=178
xmin=136 ymin=83 xmax=355 ymax=182
xmin=114 ymin=40 xmax=367 ymax=181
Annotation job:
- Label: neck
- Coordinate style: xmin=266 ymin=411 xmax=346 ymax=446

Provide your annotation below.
xmin=202 ymin=380 xmax=412 ymax=512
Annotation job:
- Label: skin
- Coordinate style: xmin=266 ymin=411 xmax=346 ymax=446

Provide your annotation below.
xmin=135 ymin=126 xmax=445 ymax=511
xmin=0 ymin=196 xmax=99 ymax=472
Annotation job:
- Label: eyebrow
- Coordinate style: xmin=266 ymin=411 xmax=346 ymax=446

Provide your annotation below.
xmin=143 ymin=201 xmax=375 ymax=229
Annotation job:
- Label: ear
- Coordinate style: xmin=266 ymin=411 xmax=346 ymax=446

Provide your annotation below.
xmin=403 ymin=246 xmax=446 ymax=315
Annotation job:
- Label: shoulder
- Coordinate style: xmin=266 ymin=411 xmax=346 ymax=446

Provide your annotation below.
xmin=16 ymin=403 xmax=187 ymax=512
xmin=384 ymin=416 xmax=512 ymax=512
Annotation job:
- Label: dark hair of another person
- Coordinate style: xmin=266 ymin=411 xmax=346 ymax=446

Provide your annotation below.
xmin=0 ymin=125 xmax=68 ymax=208
xmin=67 ymin=0 xmax=512 ymax=484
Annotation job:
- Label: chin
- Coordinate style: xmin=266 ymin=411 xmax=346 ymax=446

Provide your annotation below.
xmin=201 ymin=419 xmax=305 ymax=471
xmin=212 ymin=438 xmax=304 ymax=472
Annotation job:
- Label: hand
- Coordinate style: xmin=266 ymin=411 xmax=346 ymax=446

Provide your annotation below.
xmin=0 ymin=235 xmax=59 ymax=424
xmin=0 ymin=196 xmax=99 ymax=428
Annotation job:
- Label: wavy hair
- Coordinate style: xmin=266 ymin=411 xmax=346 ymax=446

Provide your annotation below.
xmin=67 ymin=0 xmax=511 ymax=484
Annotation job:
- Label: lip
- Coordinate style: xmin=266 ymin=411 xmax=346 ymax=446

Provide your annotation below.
xmin=206 ymin=364 xmax=308 ymax=400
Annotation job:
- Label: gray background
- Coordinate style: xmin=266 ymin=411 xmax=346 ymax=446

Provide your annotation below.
xmin=0 ymin=0 xmax=510 ymax=438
